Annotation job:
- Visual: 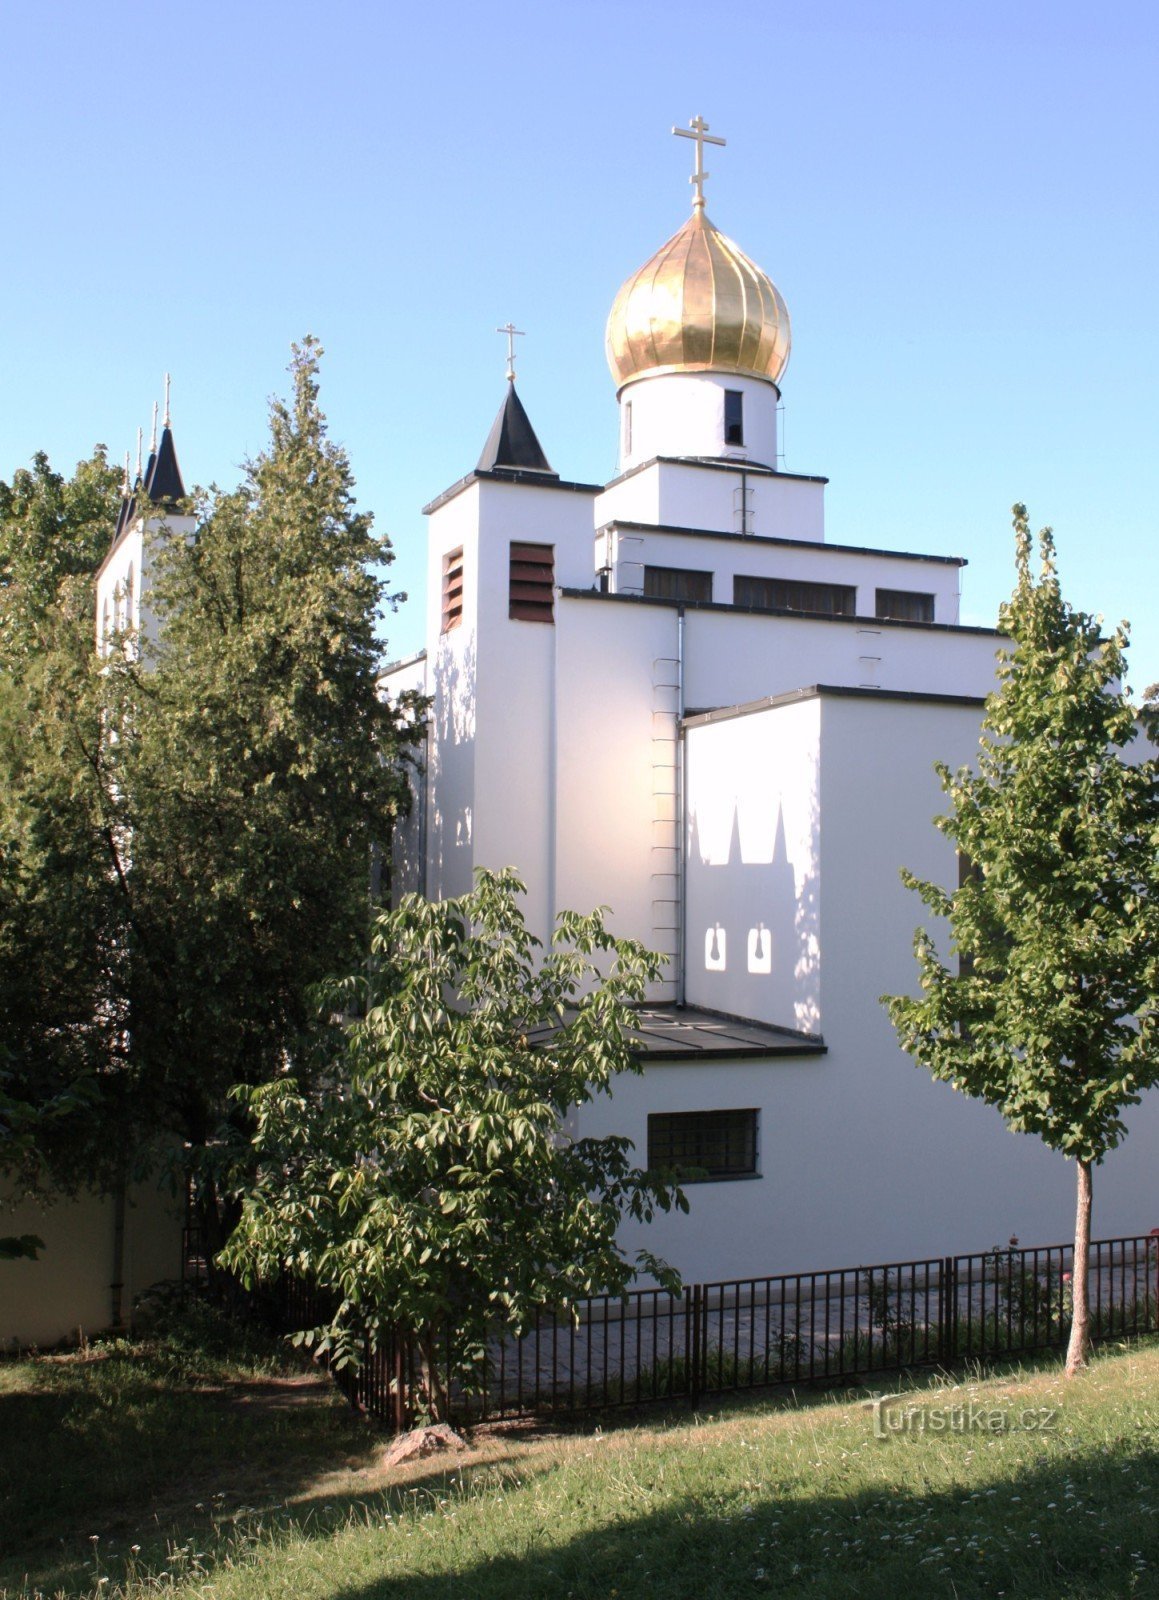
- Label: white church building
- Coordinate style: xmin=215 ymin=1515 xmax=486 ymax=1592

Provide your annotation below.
xmin=379 ymin=119 xmax=1157 ymax=1285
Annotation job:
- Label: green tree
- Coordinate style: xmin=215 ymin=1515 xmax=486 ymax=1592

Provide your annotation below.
xmin=0 ymin=450 xmax=125 ymax=1192
xmin=0 ymin=345 xmax=422 ymax=1253
xmin=222 ymin=869 xmax=687 ymax=1422
xmin=885 ymin=506 xmax=1159 ymax=1375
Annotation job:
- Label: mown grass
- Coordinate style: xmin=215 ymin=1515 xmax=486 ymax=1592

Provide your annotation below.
xmin=3 ymin=1318 xmax=1159 ymax=1599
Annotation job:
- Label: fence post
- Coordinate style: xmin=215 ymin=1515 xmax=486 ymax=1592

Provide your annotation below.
xmin=939 ymin=1256 xmax=955 ymax=1364
xmin=688 ymin=1284 xmax=702 ymax=1411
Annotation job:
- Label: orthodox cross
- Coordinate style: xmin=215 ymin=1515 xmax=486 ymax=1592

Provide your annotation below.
xmin=163 ymin=371 xmax=171 ymax=428
xmin=673 ymin=114 xmax=726 ymax=211
xmin=497 ymin=322 xmax=525 ymax=382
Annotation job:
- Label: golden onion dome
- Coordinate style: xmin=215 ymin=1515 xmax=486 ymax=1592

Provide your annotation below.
xmin=605 ymin=209 xmax=791 ymax=392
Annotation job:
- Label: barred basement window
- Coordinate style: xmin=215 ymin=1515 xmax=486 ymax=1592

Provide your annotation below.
xmin=643 ymin=565 xmax=713 ymax=603
xmin=876 ymin=587 xmax=935 ymax=623
xmin=441 ymin=547 xmax=464 ymax=633
xmin=647 ymin=1109 xmax=759 ymax=1182
xmin=734 ymin=574 xmax=856 ymax=616
xmin=509 ymin=541 xmax=555 ymax=623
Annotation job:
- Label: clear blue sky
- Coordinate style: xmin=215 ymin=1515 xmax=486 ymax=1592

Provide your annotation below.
xmin=3 ymin=0 xmax=1157 ymax=690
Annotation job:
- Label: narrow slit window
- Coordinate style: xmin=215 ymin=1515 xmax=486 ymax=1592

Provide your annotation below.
xmin=724 ymin=389 xmax=744 ymax=446
xmin=441 ymin=547 xmax=464 ymax=633
xmin=623 ymin=400 xmax=632 ymax=456
xmin=509 ymin=541 xmax=554 ymax=623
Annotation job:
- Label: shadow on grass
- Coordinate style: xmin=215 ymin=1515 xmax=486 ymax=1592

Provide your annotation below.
xmin=6 ymin=1342 xmax=1158 ymax=1598
xmin=303 ymin=1442 xmax=1159 ymax=1600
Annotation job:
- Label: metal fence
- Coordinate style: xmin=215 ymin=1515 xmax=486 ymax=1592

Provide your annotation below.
xmin=183 ymin=1231 xmax=1159 ymax=1430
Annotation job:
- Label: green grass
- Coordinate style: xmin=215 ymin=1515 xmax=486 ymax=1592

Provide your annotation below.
xmin=4 ymin=1318 xmax=1159 ymax=1599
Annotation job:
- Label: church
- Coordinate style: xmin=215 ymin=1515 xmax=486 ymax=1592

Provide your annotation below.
xmin=377 ymin=117 xmax=1158 ymax=1284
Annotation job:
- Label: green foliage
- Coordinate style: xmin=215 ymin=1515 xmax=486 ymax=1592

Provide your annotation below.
xmin=0 ymin=343 xmax=423 ymax=1206
xmin=0 ymin=451 xmax=124 ymax=1190
xmin=885 ymin=506 xmax=1159 ymax=1165
xmin=222 ymin=869 xmax=687 ymax=1417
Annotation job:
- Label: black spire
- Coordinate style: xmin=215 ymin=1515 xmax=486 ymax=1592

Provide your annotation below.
xmin=144 ymin=425 xmax=186 ymax=505
xmin=476 ymin=384 xmax=556 ymax=476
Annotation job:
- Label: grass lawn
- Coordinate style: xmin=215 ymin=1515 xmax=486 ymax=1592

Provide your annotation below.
xmin=3 ymin=1318 xmax=1159 ymax=1599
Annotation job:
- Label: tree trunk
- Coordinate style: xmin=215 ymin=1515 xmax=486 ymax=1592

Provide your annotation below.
xmin=1065 ymin=1158 xmax=1093 ymax=1376
xmin=418 ymin=1329 xmax=448 ymax=1425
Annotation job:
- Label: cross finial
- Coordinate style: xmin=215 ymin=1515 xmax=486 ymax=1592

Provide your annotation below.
xmin=163 ymin=372 xmax=171 ymax=428
xmin=497 ymin=322 xmax=525 ymax=383
xmin=673 ymin=114 xmax=726 ymax=211
xmin=150 ymin=401 xmax=158 ymax=453
xmin=135 ymin=427 xmax=143 ymax=481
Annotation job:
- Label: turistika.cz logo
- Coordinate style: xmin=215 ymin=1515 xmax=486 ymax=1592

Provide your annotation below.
xmin=867 ymin=1393 xmax=1059 ymax=1439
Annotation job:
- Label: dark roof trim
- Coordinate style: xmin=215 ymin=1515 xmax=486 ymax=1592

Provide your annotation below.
xmin=683 ymin=683 xmax=988 ymax=730
xmin=604 ymin=455 xmax=828 ymax=491
xmin=423 ymin=469 xmax=602 ymax=516
xmin=598 ymin=518 xmax=967 ymax=568
xmin=557 ymin=585 xmax=1004 ymax=639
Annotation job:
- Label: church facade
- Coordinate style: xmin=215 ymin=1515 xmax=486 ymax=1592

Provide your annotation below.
xmin=380 ymin=122 xmax=1158 ymax=1283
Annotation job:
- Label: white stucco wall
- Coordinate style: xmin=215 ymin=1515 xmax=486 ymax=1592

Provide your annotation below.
xmin=682 ymin=606 xmax=1000 ymax=705
xmin=596 ymin=460 xmax=826 ymax=543
xmin=617 ymin=372 xmax=780 ymax=472
xmin=577 ymin=690 xmax=1159 ymax=1285
xmin=685 ymin=700 xmax=821 ymax=1032
xmin=95 ymin=513 xmax=196 ymax=654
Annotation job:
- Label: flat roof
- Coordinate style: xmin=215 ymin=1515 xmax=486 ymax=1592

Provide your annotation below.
xmin=527 ymin=1003 xmax=825 ymax=1061
xmin=423 ymin=468 xmax=602 ymax=516
xmin=558 ymin=586 xmax=1004 ymax=639
xmin=683 ymin=684 xmax=988 ymax=729
xmin=598 ymin=518 xmax=967 ymax=568
xmin=603 ymin=455 xmax=829 ymax=491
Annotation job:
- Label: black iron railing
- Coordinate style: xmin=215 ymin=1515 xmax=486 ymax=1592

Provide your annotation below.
xmin=184 ymin=1232 xmax=1159 ymax=1431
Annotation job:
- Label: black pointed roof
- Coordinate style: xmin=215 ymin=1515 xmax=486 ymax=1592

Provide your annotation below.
xmin=476 ymin=383 xmax=556 ymax=476
xmin=144 ymin=425 xmax=186 ymax=504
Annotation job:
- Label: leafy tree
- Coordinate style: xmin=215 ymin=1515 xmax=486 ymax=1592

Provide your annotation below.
xmin=885 ymin=506 xmax=1159 ymax=1375
xmin=0 ymin=450 xmax=125 ymax=1193
xmin=0 ymin=346 xmax=422 ymax=1251
xmin=222 ymin=869 xmax=687 ymax=1422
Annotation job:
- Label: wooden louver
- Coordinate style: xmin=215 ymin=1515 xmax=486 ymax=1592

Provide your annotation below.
xmin=441 ymin=547 xmax=464 ymax=632
xmin=509 ymin=541 xmax=554 ymax=623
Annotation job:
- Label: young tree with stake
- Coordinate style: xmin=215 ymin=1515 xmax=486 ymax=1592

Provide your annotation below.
xmin=885 ymin=506 xmax=1159 ymax=1375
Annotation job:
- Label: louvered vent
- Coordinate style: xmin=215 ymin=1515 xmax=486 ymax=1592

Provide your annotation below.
xmin=509 ymin=542 xmax=554 ymax=624
xmin=441 ymin=547 xmax=464 ymax=632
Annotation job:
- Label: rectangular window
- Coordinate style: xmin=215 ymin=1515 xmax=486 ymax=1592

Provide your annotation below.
xmin=648 ymin=1109 xmax=759 ymax=1182
xmin=876 ymin=587 xmax=935 ymax=623
xmin=509 ymin=541 xmax=555 ymax=623
xmin=441 ymin=547 xmax=464 ymax=633
xmin=623 ymin=400 xmax=632 ymax=456
xmin=724 ymin=389 xmax=744 ymax=446
xmin=734 ymin=574 xmax=856 ymax=616
xmin=643 ymin=565 xmax=713 ymax=603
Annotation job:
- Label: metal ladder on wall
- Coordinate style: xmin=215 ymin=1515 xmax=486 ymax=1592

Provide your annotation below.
xmin=651 ymin=656 xmax=681 ymax=1002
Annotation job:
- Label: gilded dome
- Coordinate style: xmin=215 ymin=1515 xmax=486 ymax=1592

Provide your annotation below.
xmin=605 ymin=209 xmax=790 ymax=391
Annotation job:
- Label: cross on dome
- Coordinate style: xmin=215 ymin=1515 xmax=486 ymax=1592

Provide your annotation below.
xmin=672 ymin=114 xmax=726 ymax=211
